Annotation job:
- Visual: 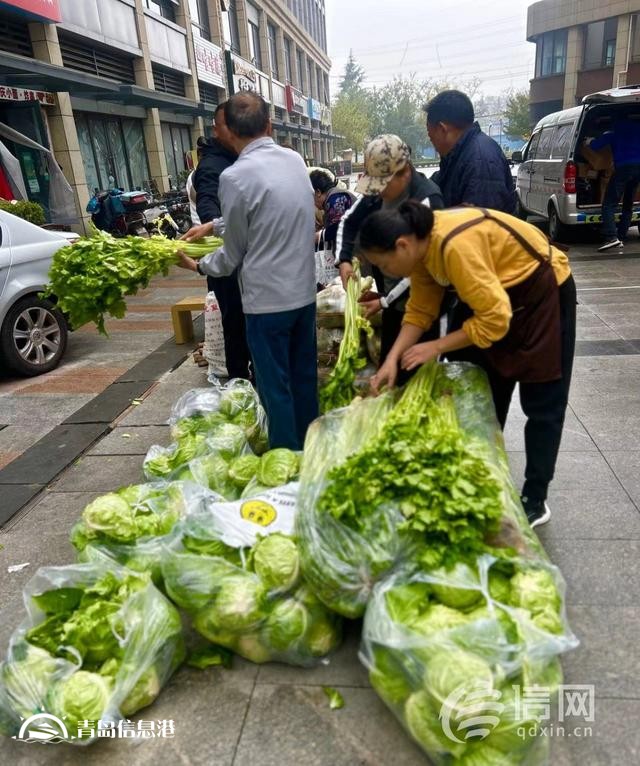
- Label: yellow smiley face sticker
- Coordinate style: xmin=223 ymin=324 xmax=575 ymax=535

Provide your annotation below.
xmin=240 ymin=500 xmax=277 ymax=527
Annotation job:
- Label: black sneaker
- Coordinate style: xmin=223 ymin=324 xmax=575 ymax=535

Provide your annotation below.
xmin=522 ymin=497 xmax=551 ymax=528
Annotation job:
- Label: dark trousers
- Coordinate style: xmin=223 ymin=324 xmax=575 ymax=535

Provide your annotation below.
xmin=207 ymin=274 xmax=251 ymax=380
xmin=245 ymin=303 xmax=319 ymax=451
xmin=380 ymin=308 xmax=440 ymax=387
xmin=448 ymin=276 xmax=577 ymax=502
xmin=602 ymin=163 xmax=640 ymax=240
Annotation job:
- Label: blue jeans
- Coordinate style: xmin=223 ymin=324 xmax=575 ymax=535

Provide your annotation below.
xmin=602 ymin=163 xmax=640 ymax=240
xmin=245 ymin=303 xmax=319 ymax=451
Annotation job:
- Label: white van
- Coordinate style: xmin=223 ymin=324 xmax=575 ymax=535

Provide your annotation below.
xmin=514 ymin=86 xmax=640 ymax=241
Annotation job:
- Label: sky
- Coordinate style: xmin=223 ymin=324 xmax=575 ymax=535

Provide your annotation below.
xmin=325 ymin=0 xmax=536 ymax=99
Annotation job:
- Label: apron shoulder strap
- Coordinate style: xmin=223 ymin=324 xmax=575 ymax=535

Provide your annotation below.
xmin=440 ymin=208 xmax=551 ymax=266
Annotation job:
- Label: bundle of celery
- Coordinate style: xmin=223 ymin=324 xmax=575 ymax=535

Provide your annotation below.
xmin=43 ymin=229 xmax=222 ymax=334
xmin=319 ymin=260 xmax=373 ymax=413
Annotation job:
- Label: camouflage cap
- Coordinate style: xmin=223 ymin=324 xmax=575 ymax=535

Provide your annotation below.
xmin=355 ymin=134 xmax=410 ymax=195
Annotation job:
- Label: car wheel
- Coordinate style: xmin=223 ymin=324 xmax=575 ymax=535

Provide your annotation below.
xmin=0 ymin=295 xmax=68 ymax=377
xmin=548 ymin=205 xmax=570 ymax=243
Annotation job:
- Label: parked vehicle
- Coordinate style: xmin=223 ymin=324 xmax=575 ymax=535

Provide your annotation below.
xmin=88 ymin=189 xmax=151 ymax=237
xmin=0 ymin=209 xmax=79 ymax=376
xmin=513 ymin=85 xmax=640 ymax=240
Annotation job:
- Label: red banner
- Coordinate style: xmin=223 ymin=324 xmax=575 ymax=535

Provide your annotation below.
xmin=0 ymin=0 xmax=61 ymax=22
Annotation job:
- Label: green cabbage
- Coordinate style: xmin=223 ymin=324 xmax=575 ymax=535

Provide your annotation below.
xmin=48 ymin=670 xmax=112 ymax=733
xmin=120 ymin=666 xmax=161 ymax=716
xmin=206 ymin=422 xmax=247 ymax=460
xmin=304 ymin=615 xmax=341 ymax=657
xmin=228 ymin=454 xmax=261 ymax=489
xmin=257 ymin=449 xmax=300 ymax=487
xmin=509 ymin=568 xmax=561 ymax=615
xmin=251 ymin=534 xmax=300 ymax=592
xmin=0 ymin=645 xmax=57 ymax=723
xmin=189 ymin=453 xmax=237 ymax=497
xmin=488 ymin=571 xmax=512 ymax=604
xmin=263 ymin=599 xmax=309 ymax=651
xmin=369 ymin=648 xmax=413 ymax=707
xmin=455 ymin=743 xmax=515 ymax=766
xmin=423 ymin=648 xmax=494 ymax=712
xmin=429 ymin=564 xmax=483 ymax=610
xmin=219 ymin=387 xmax=256 ymax=420
xmin=384 ymin=582 xmax=430 ymax=625
xmin=207 ymin=575 xmax=267 ymax=631
xmin=82 ymin=494 xmax=137 ymax=541
xmin=234 ymin=633 xmax=271 ymax=664
xmin=404 ymin=690 xmax=465 ymax=758
xmin=411 ymin=604 xmax=470 ymax=637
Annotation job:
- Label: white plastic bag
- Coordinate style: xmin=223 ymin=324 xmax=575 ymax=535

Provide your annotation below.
xmin=203 ymin=292 xmax=227 ymax=378
xmin=315 ymin=230 xmax=339 ymax=287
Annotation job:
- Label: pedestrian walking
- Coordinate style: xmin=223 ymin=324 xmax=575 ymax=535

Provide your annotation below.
xmin=179 ymin=92 xmax=319 ymax=451
xmin=363 ymin=201 xmax=576 ymax=529
xmin=186 ymin=104 xmax=251 ymax=380
xmin=336 ymin=135 xmax=444 ymax=377
xmin=585 ymin=116 xmax=640 ymax=251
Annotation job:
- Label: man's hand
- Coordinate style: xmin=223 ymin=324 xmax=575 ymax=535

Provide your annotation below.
xmin=339 ymin=261 xmax=354 ymax=289
xmin=371 ymin=358 xmax=398 ymax=395
xmin=359 ymin=298 xmax=382 ymax=319
xmin=176 ymin=251 xmax=199 ymax=272
xmin=180 ymin=221 xmax=214 ymax=242
xmin=401 ymin=341 xmax=440 ymax=371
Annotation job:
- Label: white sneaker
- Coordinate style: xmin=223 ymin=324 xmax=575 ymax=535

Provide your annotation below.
xmin=598 ymin=239 xmax=624 ymax=252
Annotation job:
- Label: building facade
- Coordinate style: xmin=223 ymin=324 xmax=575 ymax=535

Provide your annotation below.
xmin=527 ymin=0 xmax=640 ymax=124
xmin=0 ymin=0 xmax=333 ymax=225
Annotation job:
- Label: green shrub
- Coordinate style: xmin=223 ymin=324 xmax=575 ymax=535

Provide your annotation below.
xmin=0 ymin=199 xmax=46 ymax=225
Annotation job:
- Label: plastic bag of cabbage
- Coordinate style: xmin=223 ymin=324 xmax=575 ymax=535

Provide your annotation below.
xmin=177 ymin=447 xmax=300 ymax=499
xmin=70 ymin=481 xmax=214 ymax=584
xmin=360 ymin=555 xmax=579 ymax=766
xmin=297 ymin=362 xmax=542 ymax=619
xmin=0 ymin=559 xmax=184 ymax=744
xmin=162 ymin=490 xmax=341 ymax=666
xmin=143 ymin=380 xmax=268 ymax=480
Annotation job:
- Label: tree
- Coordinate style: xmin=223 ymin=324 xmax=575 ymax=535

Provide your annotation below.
xmin=332 ymin=92 xmax=370 ymax=161
xmin=339 ymin=50 xmax=366 ymax=96
xmin=504 ymin=89 xmax=532 ymax=140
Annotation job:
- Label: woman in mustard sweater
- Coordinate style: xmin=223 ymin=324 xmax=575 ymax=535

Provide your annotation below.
xmin=361 ymin=200 xmax=576 ymax=529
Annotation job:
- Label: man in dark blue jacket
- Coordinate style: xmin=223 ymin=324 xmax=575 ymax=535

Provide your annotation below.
xmin=424 ymin=90 xmax=515 ymax=213
xmin=192 ymin=103 xmax=251 ymax=379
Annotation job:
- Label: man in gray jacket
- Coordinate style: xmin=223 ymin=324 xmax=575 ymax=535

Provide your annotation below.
xmin=179 ymin=92 xmax=318 ymax=450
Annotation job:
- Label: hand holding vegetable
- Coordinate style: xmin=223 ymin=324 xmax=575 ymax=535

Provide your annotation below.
xmin=176 ymin=251 xmax=199 ymax=272
xmin=401 ymin=341 xmax=440 ymax=371
xmin=180 ymin=221 xmax=214 ymax=242
xmin=339 ymin=261 xmax=355 ymax=290
xmin=371 ymin=358 xmax=398 ymax=394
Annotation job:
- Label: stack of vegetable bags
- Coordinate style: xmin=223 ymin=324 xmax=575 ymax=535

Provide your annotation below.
xmin=298 ymin=361 xmax=536 ymax=618
xmin=360 ymin=555 xmax=578 ymax=765
xmin=0 ymin=559 xmax=184 ymax=742
xmin=162 ymin=485 xmax=342 ymax=666
xmin=70 ymin=481 xmax=213 ymax=585
xmin=143 ymin=379 xmax=268 ymax=481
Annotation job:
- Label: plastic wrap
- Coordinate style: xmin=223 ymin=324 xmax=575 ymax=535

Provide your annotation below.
xmin=143 ymin=380 xmax=268 ymax=480
xmin=70 ymin=481 xmax=215 ymax=585
xmin=360 ymin=556 xmax=579 ymax=766
xmin=0 ymin=559 xmax=184 ymax=744
xmin=162 ymin=485 xmax=342 ymax=666
xmin=298 ymin=362 xmax=550 ymax=619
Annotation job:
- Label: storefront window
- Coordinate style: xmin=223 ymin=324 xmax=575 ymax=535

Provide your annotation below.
xmin=76 ymin=113 xmax=150 ymax=193
xmin=162 ymin=123 xmax=192 ymax=189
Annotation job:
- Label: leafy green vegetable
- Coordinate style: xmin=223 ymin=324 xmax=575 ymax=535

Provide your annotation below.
xmin=206 ymin=575 xmax=268 ymax=632
xmin=509 ymin=568 xmax=561 ymax=616
xmin=48 ymin=670 xmax=112 ymax=733
xmin=251 ymin=534 xmax=300 ymax=592
xmin=43 ymin=228 xmax=223 ymax=334
xmin=323 ymin=686 xmax=345 ymax=710
xmin=263 ymin=599 xmax=308 ymax=651
xmin=228 ymin=454 xmax=261 ymax=489
xmin=257 ymin=449 xmax=300 ymax=487
xmin=187 ymin=645 xmax=233 ymax=670
xmin=404 ymin=690 xmax=465 ymax=758
xmin=320 ymin=259 xmax=373 ymax=413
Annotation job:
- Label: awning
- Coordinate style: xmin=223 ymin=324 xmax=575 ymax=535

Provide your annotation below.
xmin=0 ymin=51 xmax=209 ymax=116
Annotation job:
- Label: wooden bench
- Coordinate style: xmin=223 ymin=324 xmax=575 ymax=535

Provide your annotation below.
xmin=171 ymin=296 xmax=205 ymax=344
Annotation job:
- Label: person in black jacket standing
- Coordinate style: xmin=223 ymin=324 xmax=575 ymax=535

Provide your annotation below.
xmin=423 ymin=90 xmax=516 ymax=212
xmin=336 ymin=135 xmax=444 ymax=374
xmin=191 ymin=103 xmax=251 ymax=380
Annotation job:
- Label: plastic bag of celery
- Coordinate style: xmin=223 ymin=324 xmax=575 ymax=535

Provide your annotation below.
xmin=0 ymin=558 xmax=184 ymax=744
xmin=162 ymin=487 xmax=342 ymax=667
xmin=70 ymin=481 xmax=215 ymax=585
xmin=360 ymin=556 xmax=579 ymax=766
xmin=143 ymin=379 xmax=268 ymax=480
xmin=297 ymin=361 xmax=539 ymax=619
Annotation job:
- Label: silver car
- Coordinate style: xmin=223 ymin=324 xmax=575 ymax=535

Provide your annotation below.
xmin=0 ymin=209 xmax=79 ymax=376
xmin=514 ymin=86 xmax=640 ymax=241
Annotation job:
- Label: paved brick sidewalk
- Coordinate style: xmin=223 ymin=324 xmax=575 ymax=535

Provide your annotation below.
xmin=1 ymin=234 xmax=640 ymax=764
xmin=0 ymin=265 xmax=206 ymax=472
